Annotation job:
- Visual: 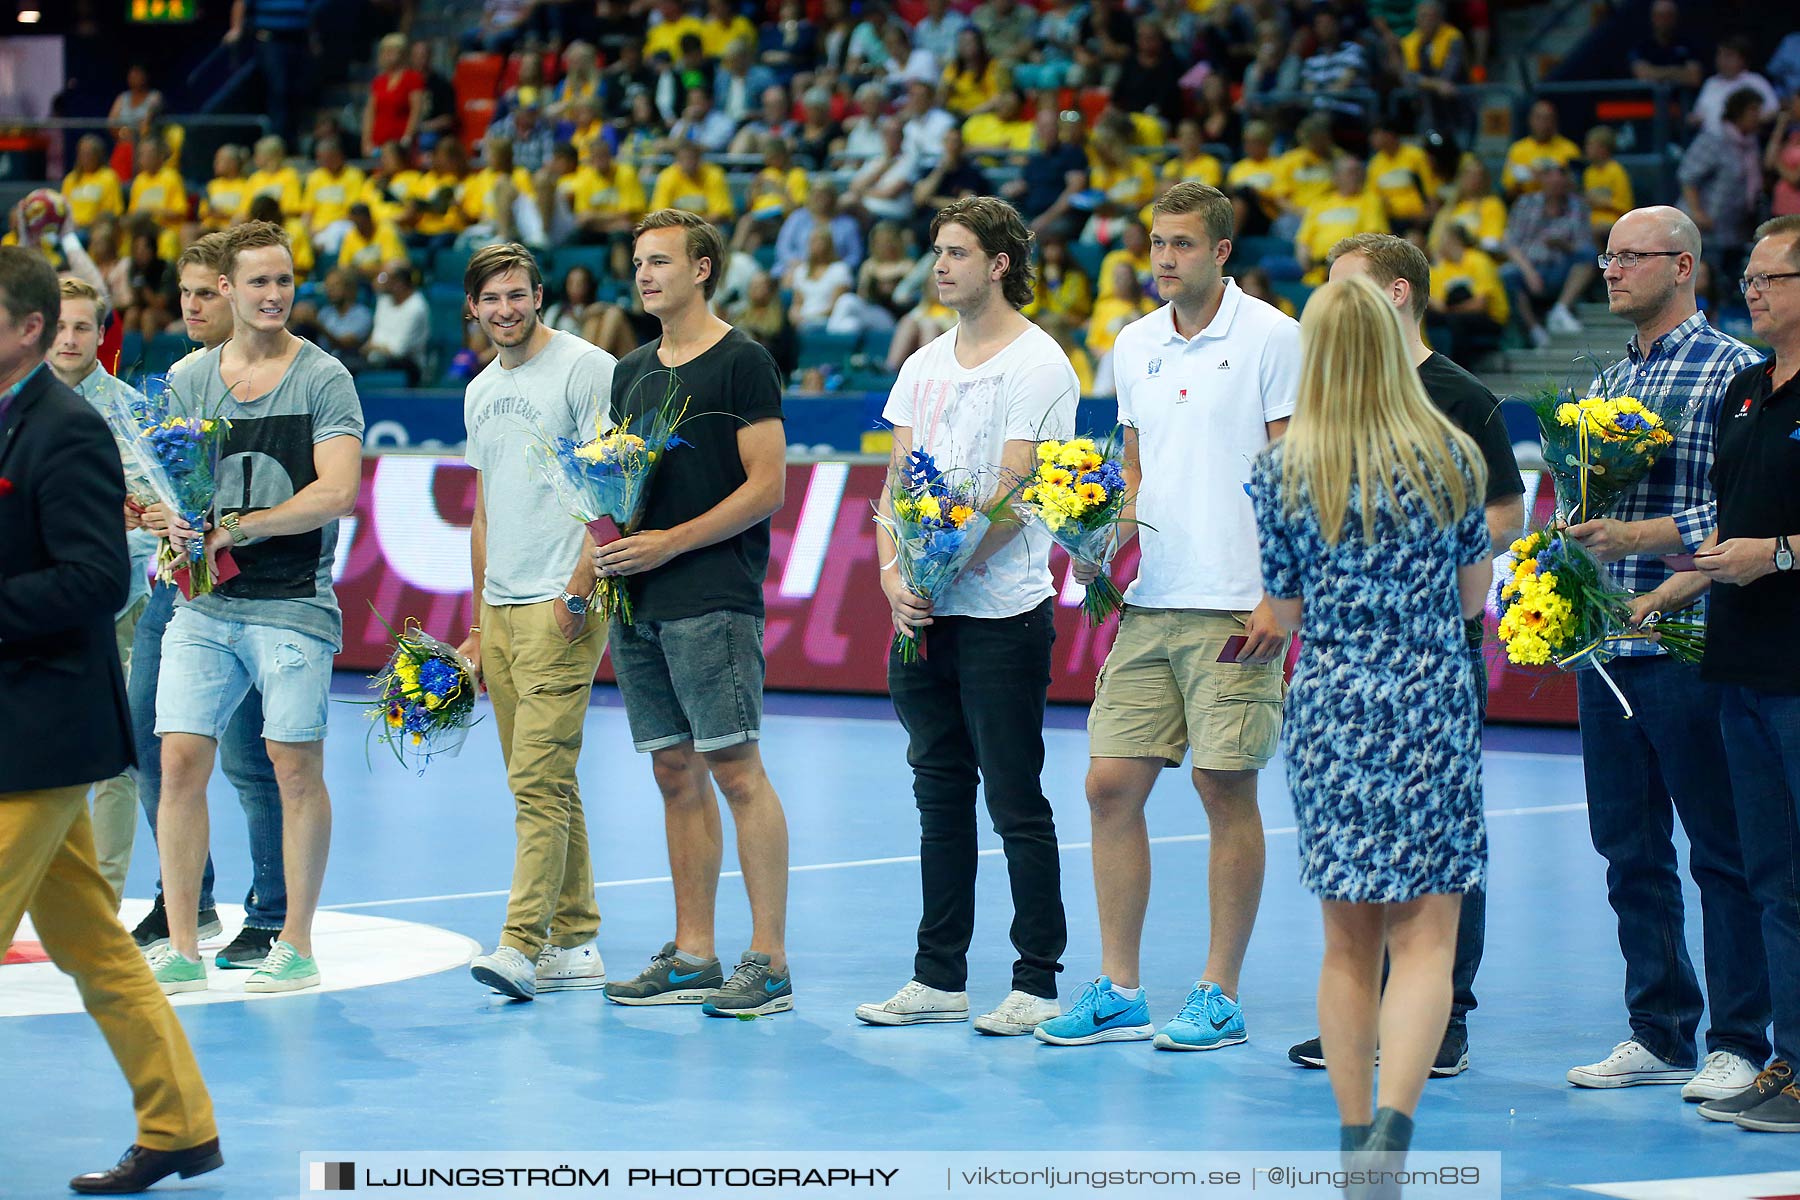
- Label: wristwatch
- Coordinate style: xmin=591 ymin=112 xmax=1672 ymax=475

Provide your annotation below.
xmin=1777 ymin=535 xmax=1794 ymax=573
xmin=219 ymin=512 xmax=247 ymax=546
xmin=560 ymin=591 xmax=590 ymax=616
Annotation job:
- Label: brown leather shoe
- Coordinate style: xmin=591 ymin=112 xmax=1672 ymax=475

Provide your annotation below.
xmin=69 ymin=1140 xmax=223 ymax=1194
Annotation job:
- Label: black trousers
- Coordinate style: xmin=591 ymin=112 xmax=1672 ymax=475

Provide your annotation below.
xmin=888 ymin=599 xmax=1067 ymax=999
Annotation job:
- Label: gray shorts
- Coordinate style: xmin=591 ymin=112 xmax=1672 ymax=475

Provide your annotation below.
xmin=609 ymin=609 xmax=766 ymax=753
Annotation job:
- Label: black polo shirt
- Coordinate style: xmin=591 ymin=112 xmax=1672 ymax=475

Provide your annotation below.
xmin=1702 ymin=357 xmax=1800 ymax=694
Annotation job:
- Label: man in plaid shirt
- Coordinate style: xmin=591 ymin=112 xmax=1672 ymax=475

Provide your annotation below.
xmin=1561 ymin=207 xmax=1771 ymax=1100
xmin=1501 ymin=161 xmax=1600 ymax=346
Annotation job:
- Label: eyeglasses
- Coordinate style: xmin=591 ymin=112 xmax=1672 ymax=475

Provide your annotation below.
xmin=1596 ymin=250 xmax=1683 ymax=269
xmin=1739 ymin=272 xmax=1800 ymax=295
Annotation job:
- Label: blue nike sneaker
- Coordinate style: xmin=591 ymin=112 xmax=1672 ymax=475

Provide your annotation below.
xmin=605 ymin=941 xmax=723 ymax=1005
xmin=1154 ymin=981 xmax=1247 ymax=1051
xmin=1033 ymin=976 xmax=1154 ymax=1045
xmin=701 ymin=951 xmax=793 ymax=1017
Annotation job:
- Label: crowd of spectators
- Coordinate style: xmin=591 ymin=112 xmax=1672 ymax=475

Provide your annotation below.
xmin=30 ymin=0 xmax=1800 ymax=387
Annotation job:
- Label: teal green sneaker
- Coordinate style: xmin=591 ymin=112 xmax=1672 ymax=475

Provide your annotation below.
xmin=1154 ymin=981 xmax=1247 ymax=1051
xmin=701 ymin=951 xmax=793 ymax=1017
xmin=146 ymin=944 xmax=207 ymax=995
xmin=243 ymin=940 xmax=320 ymax=993
xmin=1033 ymin=976 xmax=1154 ymax=1045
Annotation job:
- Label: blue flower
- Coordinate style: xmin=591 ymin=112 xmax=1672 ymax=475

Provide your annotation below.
xmin=904 ymin=449 xmax=943 ymax=492
xmin=418 ymin=657 xmax=460 ymax=698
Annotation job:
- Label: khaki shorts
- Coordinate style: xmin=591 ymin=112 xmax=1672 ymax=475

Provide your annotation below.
xmin=1088 ymin=607 xmax=1286 ymax=771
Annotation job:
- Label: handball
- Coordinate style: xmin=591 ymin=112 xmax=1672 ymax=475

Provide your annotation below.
xmin=16 ymin=188 xmax=69 ymax=244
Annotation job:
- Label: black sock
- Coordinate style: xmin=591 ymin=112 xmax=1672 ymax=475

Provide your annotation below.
xmin=1365 ymin=1106 xmax=1415 ymax=1152
xmin=1340 ymin=1123 xmax=1371 ymax=1151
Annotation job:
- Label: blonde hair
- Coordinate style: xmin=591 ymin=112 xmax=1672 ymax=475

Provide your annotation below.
xmin=1279 ymin=276 xmax=1484 ymax=546
xmin=59 ymin=276 xmax=108 ymax=325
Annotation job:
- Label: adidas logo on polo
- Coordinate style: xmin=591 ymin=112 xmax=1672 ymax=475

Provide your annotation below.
xmin=1217 ymin=360 xmax=1231 ymax=370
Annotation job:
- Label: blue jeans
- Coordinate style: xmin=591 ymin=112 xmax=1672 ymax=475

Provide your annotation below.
xmin=1718 ymin=685 xmax=1800 ymax=1065
xmin=129 ymin=584 xmax=286 ymax=928
xmin=1577 ymin=656 xmax=1772 ymax=1066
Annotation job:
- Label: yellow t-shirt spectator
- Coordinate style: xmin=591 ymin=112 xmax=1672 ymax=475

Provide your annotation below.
xmin=1088 ymin=158 xmax=1156 ymax=213
xmin=1430 ymin=247 xmax=1509 ymax=324
xmin=128 ymin=165 xmax=188 ymax=230
xmin=646 ymin=15 xmax=706 ymax=61
xmin=63 ymin=167 xmax=125 ymax=229
xmin=1276 ymin=147 xmax=1336 ymax=211
xmin=360 ymin=170 xmax=426 ymax=225
xmin=1442 ymin=195 xmax=1508 ymax=252
xmin=1367 ymin=144 xmax=1439 ymax=223
xmin=564 ymin=162 xmax=649 ymax=222
xmin=1095 ymin=248 xmax=1151 ymax=300
xmin=461 ymin=166 xmax=538 ymax=225
xmin=1295 ymin=190 xmax=1389 ymax=284
xmin=748 ymin=166 xmax=809 ymax=216
xmin=202 ymin=177 xmax=253 ymax=229
xmin=1401 ymin=23 xmax=1464 ymax=74
xmin=303 ymin=165 xmax=368 ymax=231
xmin=650 ymin=161 xmax=736 ymax=219
xmin=1025 ymin=267 xmax=1094 ymax=323
xmin=1086 ymin=294 xmax=1155 ymax=357
xmin=243 ymin=165 xmax=304 ymax=219
xmin=338 ymin=220 xmax=409 ymax=276
xmin=1502 ymin=134 xmax=1581 ymax=195
xmin=962 ymin=113 xmax=1033 ymax=154
xmin=941 ymin=61 xmax=1001 ymax=115
xmin=1583 ymin=159 xmax=1633 ymax=230
xmin=570 ymin=120 xmax=607 ymax=159
xmin=699 ymin=13 xmax=758 ymax=57
xmin=1225 ymin=155 xmax=1283 ymax=219
xmin=1163 ymin=153 xmax=1224 ymax=190
xmin=410 ymin=172 xmax=467 ymax=237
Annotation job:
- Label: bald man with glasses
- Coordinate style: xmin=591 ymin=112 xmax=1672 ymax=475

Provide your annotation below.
xmin=1560 ymin=206 xmax=1771 ymax=1101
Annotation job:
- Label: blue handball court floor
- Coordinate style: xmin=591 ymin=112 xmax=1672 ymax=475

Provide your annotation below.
xmin=4 ymin=684 xmax=1796 ymax=1199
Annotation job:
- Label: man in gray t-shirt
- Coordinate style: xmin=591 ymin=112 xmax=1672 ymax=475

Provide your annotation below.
xmin=459 ymin=243 xmax=619 ymax=1002
xmin=151 ymin=221 xmax=364 ymax=998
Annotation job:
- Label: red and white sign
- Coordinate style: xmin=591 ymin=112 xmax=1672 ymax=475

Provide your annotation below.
xmin=332 ymin=457 xmax=1577 ymax=723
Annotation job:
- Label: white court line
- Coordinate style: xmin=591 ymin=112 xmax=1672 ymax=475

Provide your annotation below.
xmin=321 ymin=800 xmax=1589 ymax=913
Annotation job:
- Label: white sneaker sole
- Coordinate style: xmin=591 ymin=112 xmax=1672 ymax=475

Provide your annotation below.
xmin=1154 ymin=1030 xmax=1248 ymax=1052
xmin=605 ymin=989 xmax=711 ymax=1006
xmin=855 ymin=1005 xmax=969 ymax=1026
xmin=1683 ymin=1078 xmax=1758 ymax=1102
xmin=973 ymin=1015 xmax=1056 ymax=1036
xmin=1034 ymin=1024 xmax=1154 ymax=1046
xmin=1700 ymin=1103 xmax=1750 ymax=1123
xmin=469 ymin=964 xmax=534 ymax=1000
xmin=1566 ymin=1067 xmax=1688 ymax=1088
xmin=703 ymin=995 xmax=794 ymax=1018
xmin=156 ymin=976 xmax=208 ymax=995
xmin=536 ymin=974 xmax=608 ymax=993
xmin=1431 ymin=1052 xmax=1471 ymax=1078
xmin=244 ymin=974 xmax=320 ymax=994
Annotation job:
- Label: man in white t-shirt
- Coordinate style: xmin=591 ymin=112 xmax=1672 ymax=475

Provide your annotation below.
xmin=855 ymin=196 xmax=1080 ymax=1037
xmin=1037 ymin=182 xmax=1299 ymax=1051
xmin=458 ymin=243 xmax=619 ymax=1001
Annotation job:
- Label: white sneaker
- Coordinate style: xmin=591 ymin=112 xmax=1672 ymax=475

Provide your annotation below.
xmin=1567 ymin=1040 xmax=1690 ymax=1088
xmin=470 ymin=945 xmax=536 ymax=1000
xmin=854 ymin=980 xmax=969 ymax=1026
xmin=973 ymin=990 xmax=1061 ymax=1036
xmin=1547 ymin=303 xmax=1584 ymax=335
xmin=1529 ymin=325 xmax=1552 ymax=349
xmin=1681 ymin=1050 xmax=1763 ymax=1101
xmin=535 ymin=939 xmax=607 ymax=992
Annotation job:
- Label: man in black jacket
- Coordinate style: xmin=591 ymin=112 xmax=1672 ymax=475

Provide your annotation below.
xmin=0 ymin=245 xmax=222 ymax=1194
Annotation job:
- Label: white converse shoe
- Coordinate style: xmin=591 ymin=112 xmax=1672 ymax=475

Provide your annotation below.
xmin=973 ymin=990 xmax=1061 ymax=1036
xmin=1681 ymin=1050 xmax=1763 ymax=1102
xmin=470 ymin=945 xmax=536 ymax=1000
xmin=854 ymin=980 xmax=969 ymax=1026
xmin=1567 ymin=1040 xmax=1690 ymax=1088
xmin=535 ymin=939 xmax=607 ymax=992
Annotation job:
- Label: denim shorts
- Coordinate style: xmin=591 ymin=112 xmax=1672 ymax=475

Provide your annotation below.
xmin=608 ymin=609 xmax=765 ymax=754
xmin=154 ymin=605 xmax=334 ymax=744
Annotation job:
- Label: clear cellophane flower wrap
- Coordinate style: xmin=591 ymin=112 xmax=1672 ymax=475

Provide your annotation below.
xmin=363 ymin=612 xmax=482 ymax=773
xmin=1007 ymin=430 xmax=1143 ymax=625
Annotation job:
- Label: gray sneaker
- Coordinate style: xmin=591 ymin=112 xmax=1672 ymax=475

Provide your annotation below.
xmin=701 ymin=951 xmax=793 ymax=1017
xmin=604 ymin=941 xmax=722 ymax=1006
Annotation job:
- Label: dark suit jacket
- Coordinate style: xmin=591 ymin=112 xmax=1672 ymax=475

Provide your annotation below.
xmin=0 ymin=363 xmax=134 ymax=794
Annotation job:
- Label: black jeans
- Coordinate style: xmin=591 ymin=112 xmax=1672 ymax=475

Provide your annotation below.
xmin=1577 ymin=656 xmax=1772 ymax=1066
xmin=1449 ymin=625 xmax=1489 ymax=1032
xmin=888 ymin=599 xmax=1067 ymax=999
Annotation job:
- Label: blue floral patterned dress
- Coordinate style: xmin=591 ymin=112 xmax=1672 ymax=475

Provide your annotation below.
xmin=1248 ymin=444 xmax=1491 ymax=903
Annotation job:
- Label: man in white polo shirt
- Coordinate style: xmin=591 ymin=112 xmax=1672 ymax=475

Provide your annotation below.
xmin=1037 ymin=181 xmax=1299 ymax=1051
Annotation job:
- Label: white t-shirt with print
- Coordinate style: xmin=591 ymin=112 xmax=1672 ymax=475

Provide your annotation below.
xmin=1112 ymin=279 xmax=1300 ymax=611
xmin=883 ymin=320 xmax=1079 ymax=619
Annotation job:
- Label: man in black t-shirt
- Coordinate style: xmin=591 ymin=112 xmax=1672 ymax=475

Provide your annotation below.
xmin=1271 ymin=234 xmax=1527 ymax=1078
xmin=594 ymin=208 xmax=795 ymax=1018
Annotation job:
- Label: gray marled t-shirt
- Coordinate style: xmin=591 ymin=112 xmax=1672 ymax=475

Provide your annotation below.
xmin=166 ymin=338 xmax=364 ymax=649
